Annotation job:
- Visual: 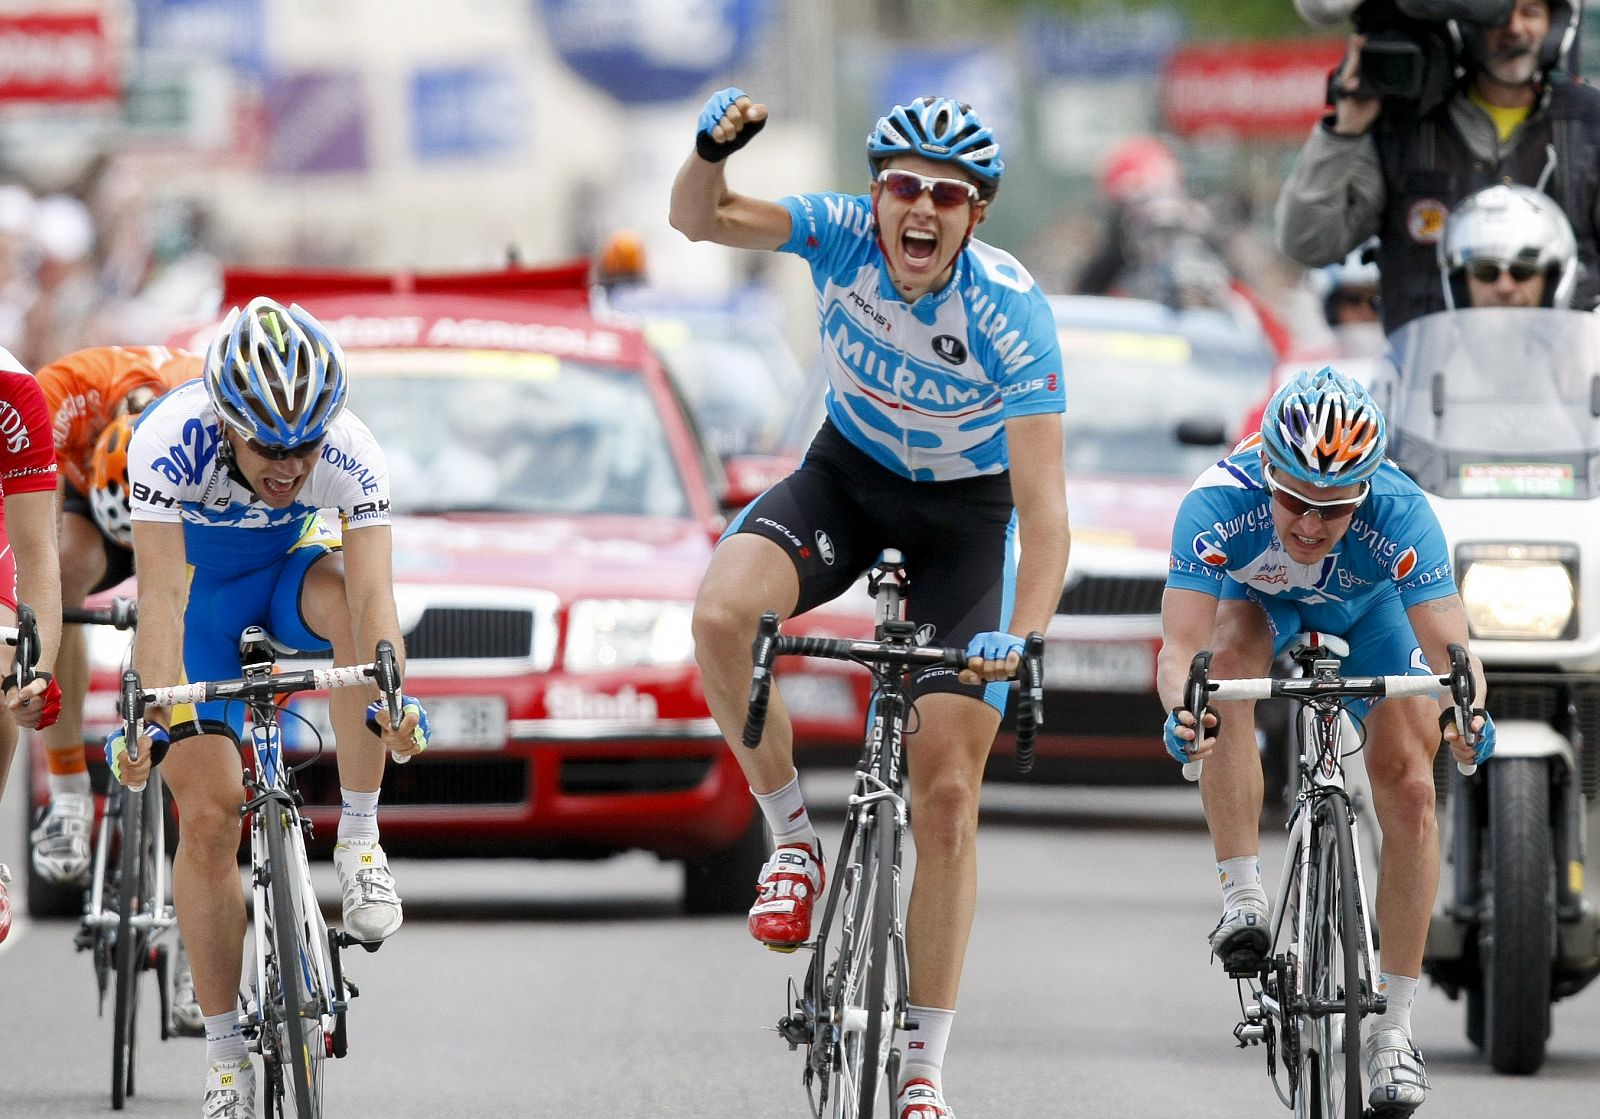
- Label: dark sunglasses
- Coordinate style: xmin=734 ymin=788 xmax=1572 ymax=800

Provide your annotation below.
xmin=1332 ymin=290 xmax=1378 ymax=309
xmin=877 ymin=169 xmax=979 ymax=209
xmin=245 ymin=437 xmax=323 ymax=462
xmin=1264 ymin=467 xmax=1368 ymax=521
xmin=1465 ymin=258 xmax=1540 ymax=284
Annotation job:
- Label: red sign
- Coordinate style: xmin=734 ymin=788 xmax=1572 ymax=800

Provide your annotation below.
xmin=1162 ymin=39 xmax=1346 ymax=140
xmin=0 ymin=11 xmax=118 ymax=103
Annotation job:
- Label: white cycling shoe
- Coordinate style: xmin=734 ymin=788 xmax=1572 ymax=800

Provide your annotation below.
xmin=1365 ymin=1026 xmax=1429 ymax=1114
xmin=334 ymin=839 xmax=403 ymax=942
xmin=203 ymin=1057 xmax=256 ymax=1119
xmin=30 ymin=791 xmax=95 ymax=884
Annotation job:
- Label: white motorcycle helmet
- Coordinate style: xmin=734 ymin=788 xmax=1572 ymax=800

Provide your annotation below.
xmin=1437 ymin=184 xmax=1578 ymax=310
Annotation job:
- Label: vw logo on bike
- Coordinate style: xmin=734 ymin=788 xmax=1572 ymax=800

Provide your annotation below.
xmin=914 ymin=623 xmax=937 ymax=647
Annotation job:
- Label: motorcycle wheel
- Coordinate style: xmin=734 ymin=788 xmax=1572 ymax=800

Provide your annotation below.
xmin=1481 ymin=757 xmax=1555 ymax=1075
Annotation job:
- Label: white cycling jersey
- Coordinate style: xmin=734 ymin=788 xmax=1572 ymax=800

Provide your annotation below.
xmin=779 ymin=191 xmax=1066 ymax=482
xmin=127 ymin=380 xmax=390 ymax=565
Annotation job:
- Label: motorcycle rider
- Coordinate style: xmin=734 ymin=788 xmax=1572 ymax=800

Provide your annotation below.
xmin=1437 ymin=182 xmax=1576 ymax=309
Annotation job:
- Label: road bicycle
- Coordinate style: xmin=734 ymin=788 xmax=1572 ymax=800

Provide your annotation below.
xmin=62 ymin=598 xmax=183 ymax=1110
xmin=1182 ymin=633 xmax=1477 ymax=1119
xmin=747 ymin=549 xmax=1044 ymax=1119
xmin=121 ymin=628 xmax=406 ymax=1119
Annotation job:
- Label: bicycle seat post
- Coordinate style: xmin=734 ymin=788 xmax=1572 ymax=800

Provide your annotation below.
xmin=239 ymin=627 xmax=276 ymax=679
xmin=867 ymin=549 xmax=909 ymax=634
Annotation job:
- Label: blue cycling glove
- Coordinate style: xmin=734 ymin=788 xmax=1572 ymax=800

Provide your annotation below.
xmin=696 ymin=87 xmax=765 ymax=162
xmin=965 ymin=631 xmax=1025 ymax=666
xmin=1163 ymin=710 xmax=1191 ymax=765
xmin=105 ymin=722 xmax=171 ymax=788
xmin=366 ymin=694 xmax=431 ymax=754
xmin=1441 ymin=708 xmax=1496 ymax=765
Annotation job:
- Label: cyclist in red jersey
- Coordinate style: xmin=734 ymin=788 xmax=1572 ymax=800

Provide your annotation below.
xmin=0 ymin=346 xmax=64 ymax=944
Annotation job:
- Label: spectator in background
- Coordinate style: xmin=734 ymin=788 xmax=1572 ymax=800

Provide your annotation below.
xmin=1276 ymin=0 xmax=1599 ymax=334
xmin=1316 ymin=238 xmax=1386 ymax=359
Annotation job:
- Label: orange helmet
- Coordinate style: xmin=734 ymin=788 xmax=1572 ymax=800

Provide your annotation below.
xmin=89 ymin=415 xmax=136 ymax=548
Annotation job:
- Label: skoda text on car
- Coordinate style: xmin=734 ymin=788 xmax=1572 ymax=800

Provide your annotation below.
xmin=35 ymin=263 xmax=767 ymax=914
xmin=1022 ymin=295 xmax=1274 ymax=782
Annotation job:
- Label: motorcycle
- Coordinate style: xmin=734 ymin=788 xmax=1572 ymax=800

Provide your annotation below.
xmin=1375 ymin=306 xmax=1600 ymax=1074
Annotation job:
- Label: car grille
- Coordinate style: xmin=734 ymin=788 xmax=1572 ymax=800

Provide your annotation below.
xmin=1058 ymin=575 xmax=1164 ymax=616
xmin=280 ymin=606 xmax=536 ymax=661
xmin=559 ymin=756 xmax=715 ymax=794
xmin=293 ymin=756 xmax=527 ymax=807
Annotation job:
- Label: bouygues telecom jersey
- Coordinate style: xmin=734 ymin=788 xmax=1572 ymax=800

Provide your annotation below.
xmin=1166 ymin=438 xmax=1457 ymax=627
xmin=127 ymin=380 xmax=391 ymax=569
xmin=779 ymin=191 xmax=1065 ymax=482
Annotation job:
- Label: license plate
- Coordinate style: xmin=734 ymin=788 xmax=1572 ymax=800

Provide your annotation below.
xmin=1044 ymin=638 xmax=1154 ymax=693
xmin=285 ymin=696 xmax=508 ymax=751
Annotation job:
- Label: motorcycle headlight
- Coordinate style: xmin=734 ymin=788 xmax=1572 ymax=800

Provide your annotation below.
xmin=1457 ymin=543 xmax=1578 ymax=640
xmin=564 ymin=599 xmax=695 ymax=671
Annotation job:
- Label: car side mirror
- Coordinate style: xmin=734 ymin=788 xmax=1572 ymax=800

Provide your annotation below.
xmin=1175 ymin=418 xmax=1228 ymax=447
xmin=719 ymin=453 xmax=800 ymax=513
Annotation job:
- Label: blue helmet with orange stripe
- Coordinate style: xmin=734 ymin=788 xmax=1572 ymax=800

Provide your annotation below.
xmin=1260 ymin=366 xmax=1386 ymax=488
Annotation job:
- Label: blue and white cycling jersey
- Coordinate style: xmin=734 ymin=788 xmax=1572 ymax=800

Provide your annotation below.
xmin=779 ymin=191 xmax=1066 ymax=482
xmin=1166 ymin=439 xmax=1457 ymax=626
xmin=127 ymin=380 xmax=390 ymax=568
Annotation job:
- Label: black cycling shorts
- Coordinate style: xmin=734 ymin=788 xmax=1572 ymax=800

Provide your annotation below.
xmin=63 ymin=484 xmax=136 ymax=594
xmin=725 ymin=421 xmax=1018 ymax=709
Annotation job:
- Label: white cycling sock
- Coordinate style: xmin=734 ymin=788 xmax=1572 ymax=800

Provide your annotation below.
xmin=753 ymin=771 xmax=814 ymax=850
xmin=1372 ymin=972 xmax=1419 ymax=1038
xmin=204 ymin=1011 xmax=247 ymax=1064
xmin=338 ymin=788 xmax=380 ymax=844
xmin=1218 ymin=855 xmax=1267 ymax=911
xmin=901 ymin=1004 xmax=954 ymax=1088
xmin=48 ymin=771 xmax=91 ymax=799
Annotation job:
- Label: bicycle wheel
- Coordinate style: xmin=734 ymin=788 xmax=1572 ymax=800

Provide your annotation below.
xmin=1301 ymin=798 xmax=1366 ymax=1119
xmin=110 ymin=783 xmax=149 ymax=1110
xmin=824 ymin=805 xmax=890 ymax=1119
xmin=263 ymin=804 xmax=325 ymax=1119
xmin=855 ymin=806 xmax=898 ymax=1119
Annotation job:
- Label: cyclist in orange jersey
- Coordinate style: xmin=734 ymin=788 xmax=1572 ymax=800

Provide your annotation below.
xmin=30 ymin=349 xmax=198 ymax=900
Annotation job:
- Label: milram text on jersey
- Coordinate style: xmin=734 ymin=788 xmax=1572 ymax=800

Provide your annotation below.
xmin=1165 ymin=441 xmax=1456 ymax=621
xmin=780 ymin=192 xmax=1065 ymax=482
xmin=126 ymin=380 xmax=391 ymax=567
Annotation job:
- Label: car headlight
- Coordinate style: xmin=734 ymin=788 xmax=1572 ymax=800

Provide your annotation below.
xmin=1457 ymin=543 xmax=1577 ymax=640
xmin=564 ymin=599 xmax=696 ymax=671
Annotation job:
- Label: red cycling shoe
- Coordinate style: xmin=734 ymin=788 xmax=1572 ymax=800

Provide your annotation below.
xmin=898 ymin=1078 xmax=953 ymax=1119
xmin=748 ymin=843 xmax=824 ymax=951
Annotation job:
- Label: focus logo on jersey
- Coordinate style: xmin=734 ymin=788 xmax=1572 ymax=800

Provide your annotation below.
xmin=1192 ymin=530 xmax=1228 ymax=566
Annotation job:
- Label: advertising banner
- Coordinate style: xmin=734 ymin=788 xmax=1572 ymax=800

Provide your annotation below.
xmin=266 ymin=69 xmax=368 ymax=174
xmin=1162 ymin=40 xmax=1346 ymax=140
xmin=411 ymin=64 xmax=525 ymax=161
xmin=0 ymin=11 xmax=118 ymax=103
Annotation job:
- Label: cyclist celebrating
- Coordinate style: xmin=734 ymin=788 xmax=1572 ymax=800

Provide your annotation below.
xmin=0 ymin=349 xmax=64 ymax=944
xmin=1159 ymin=367 xmax=1492 ymax=1116
xmin=30 ymin=347 xmax=198 ymax=891
xmin=670 ymin=90 xmax=1069 ymax=1119
xmin=107 ymin=298 xmax=428 ymax=1118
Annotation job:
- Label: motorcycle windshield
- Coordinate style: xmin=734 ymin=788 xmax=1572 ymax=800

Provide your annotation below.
xmin=1379 ymin=308 xmax=1600 ymax=499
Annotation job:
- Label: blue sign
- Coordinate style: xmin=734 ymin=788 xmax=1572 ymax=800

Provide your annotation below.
xmin=1022 ymin=7 xmax=1186 ymax=79
xmin=134 ymin=0 xmax=267 ymax=76
xmin=538 ymin=0 xmax=772 ymax=104
xmin=411 ymin=65 xmax=525 ymax=161
xmin=266 ymin=70 xmax=368 ymax=175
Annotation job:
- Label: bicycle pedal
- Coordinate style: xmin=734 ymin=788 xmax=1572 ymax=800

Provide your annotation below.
xmin=334 ymin=931 xmax=384 ymax=953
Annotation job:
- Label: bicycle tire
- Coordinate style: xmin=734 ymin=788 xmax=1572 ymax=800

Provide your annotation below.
xmin=110 ymin=784 xmax=147 ymax=1110
xmin=1305 ymin=798 xmax=1365 ymax=1119
xmin=263 ymin=804 xmax=324 ymax=1119
xmin=827 ymin=805 xmax=885 ymax=1119
xmin=855 ymin=805 xmax=897 ymax=1119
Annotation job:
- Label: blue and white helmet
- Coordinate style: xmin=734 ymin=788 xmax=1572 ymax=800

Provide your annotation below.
xmin=1260 ymin=366 xmax=1387 ymax=488
xmin=204 ymin=296 xmax=348 ymax=449
xmin=867 ymin=97 xmax=1004 ymax=199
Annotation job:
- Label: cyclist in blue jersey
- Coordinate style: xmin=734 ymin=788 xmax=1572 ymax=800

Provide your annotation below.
xmin=107 ymin=298 xmax=430 ymax=1119
xmin=671 ymin=89 xmax=1069 ymax=1119
xmin=1159 ymin=367 xmax=1493 ymax=1117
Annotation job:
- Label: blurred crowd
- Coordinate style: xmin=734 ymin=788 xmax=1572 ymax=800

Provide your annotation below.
xmin=0 ymin=157 xmax=221 ymax=371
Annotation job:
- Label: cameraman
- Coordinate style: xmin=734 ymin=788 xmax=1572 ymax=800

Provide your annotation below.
xmin=1276 ymin=0 xmax=1597 ymax=333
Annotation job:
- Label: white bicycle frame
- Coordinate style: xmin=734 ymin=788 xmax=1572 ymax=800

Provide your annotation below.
xmin=81 ymin=776 xmax=177 ymax=948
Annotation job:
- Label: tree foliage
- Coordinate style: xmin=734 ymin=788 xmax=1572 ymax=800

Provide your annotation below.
xmin=978 ymin=0 xmax=1315 ymax=40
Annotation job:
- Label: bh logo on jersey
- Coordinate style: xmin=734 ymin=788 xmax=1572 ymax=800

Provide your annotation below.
xmin=1392 ymin=546 xmax=1418 ymax=581
xmin=1192 ymin=530 xmax=1228 ymax=567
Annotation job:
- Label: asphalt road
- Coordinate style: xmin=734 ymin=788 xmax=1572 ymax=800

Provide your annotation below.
xmin=2 ymin=778 xmax=1597 ymax=1118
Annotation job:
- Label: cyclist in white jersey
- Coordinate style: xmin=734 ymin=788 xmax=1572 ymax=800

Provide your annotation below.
xmin=671 ymin=89 xmax=1069 ymax=1119
xmin=107 ymin=298 xmax=429 ymax=1119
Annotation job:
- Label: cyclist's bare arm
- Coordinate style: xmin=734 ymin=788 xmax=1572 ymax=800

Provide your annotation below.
xmin=668 ymin=93 xmax=791 ymax=251
xmin=1405 ymin=593 xmax=1489 ymax=761
xmin=6 ymin=488 xmax=62 ymax=718
xmin=341 ymin=523 xmax=420 ymax=751
xmin=1158 ymin=587 xmax=1223 ymax=753
xmin=120 ymin=518 xmax=187 ymax=787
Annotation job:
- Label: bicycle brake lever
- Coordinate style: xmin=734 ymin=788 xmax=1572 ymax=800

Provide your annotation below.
xmin=1182 ymin=651 xmax=1211 ymax=782
xmin=1447 ymin=643 xmax=1477 ymax=777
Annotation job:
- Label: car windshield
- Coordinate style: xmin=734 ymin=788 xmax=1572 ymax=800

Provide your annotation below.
xmin=347 ymin=349 xmax=691 ymax=517
xmin=644 ymin=318 xmax=806 ymax=459
xmin=1380 ymin=307 xmax=1600 ymax=499
xmin=1055 ymin=308 xmax=1272 ymax=478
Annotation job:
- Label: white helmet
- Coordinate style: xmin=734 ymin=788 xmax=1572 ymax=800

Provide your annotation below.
xmin=1438 ymin=184 xmax=1577 ymax=309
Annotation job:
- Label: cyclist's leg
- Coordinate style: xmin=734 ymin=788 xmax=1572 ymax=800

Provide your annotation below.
xmin=1199 ymin=591 xmax=1278 ymax=862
